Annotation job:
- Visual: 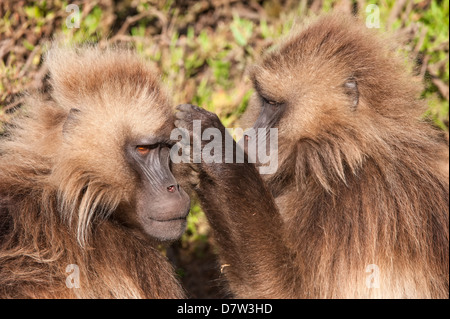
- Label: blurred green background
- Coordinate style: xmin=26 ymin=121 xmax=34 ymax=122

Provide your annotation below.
xmin=1 ymin=0 xmax=449 ymax=298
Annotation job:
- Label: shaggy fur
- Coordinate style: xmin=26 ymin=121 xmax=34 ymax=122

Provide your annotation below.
xmin=186 ymin=15 xmax=449 ymax=298
xmin=0 ymin=46 xmax=185 ymax=298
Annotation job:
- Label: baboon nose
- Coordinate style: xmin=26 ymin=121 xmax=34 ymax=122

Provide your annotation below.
xmin=167 ymin=184 xmax=178 ymax=193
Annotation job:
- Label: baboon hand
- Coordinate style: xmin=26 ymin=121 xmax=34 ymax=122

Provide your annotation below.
xmin=174 ymin=103 xmax=225 ymax=144
xmin=174 ymin=104 xmax=228 ymax=176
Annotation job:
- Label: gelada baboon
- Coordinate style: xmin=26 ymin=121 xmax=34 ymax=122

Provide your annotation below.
xmin=174 ymin=15 xmax=449 ymax=298
xmin=0 ymin=46 xmax=190 ymax=298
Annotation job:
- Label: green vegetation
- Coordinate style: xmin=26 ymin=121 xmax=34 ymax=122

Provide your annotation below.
xmin=2 ymin=1 xmax=448 ymax=129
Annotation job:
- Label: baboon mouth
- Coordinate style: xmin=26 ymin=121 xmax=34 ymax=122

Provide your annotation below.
xmin=148 ymin=208 xmax=190 ymax=223
xmin=148 ymin=216 xmax=187 ymax=222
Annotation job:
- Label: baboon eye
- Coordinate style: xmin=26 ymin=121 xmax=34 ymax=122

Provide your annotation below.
xmin=262 ymin=96 xmax=279 ymax=106
xmin=136 ymin=145 xmax=158 ymax=155
xmin=136 ymin=146 xmax=150 ymax=155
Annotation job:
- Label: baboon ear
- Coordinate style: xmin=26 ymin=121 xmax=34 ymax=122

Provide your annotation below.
xmin=343 ymin=77 xmax=359 ymax=111
xmin=63 ymin=108 xmax=81 ymax=136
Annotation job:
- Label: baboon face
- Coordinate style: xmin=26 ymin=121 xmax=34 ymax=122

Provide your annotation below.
xmin=61 ymin=104 xmax=191 ymax=242
xmin=124 ymin=135 xmax=191 ymax=241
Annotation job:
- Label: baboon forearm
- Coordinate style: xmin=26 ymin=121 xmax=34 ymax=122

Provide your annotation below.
xmin=195 ymin=163 xmax=300 ymax=297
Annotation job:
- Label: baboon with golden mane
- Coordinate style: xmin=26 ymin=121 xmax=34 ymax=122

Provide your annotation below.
xmin=0 ymin=46 xmax=190 ymax=298
xmin=174 ymin=15 xmax=449 ymax=298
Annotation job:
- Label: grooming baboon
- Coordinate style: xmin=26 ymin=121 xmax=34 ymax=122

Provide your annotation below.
xmin=0 ymin=46 xmax=190 ymax=298
xmin=174 ymin=15 xmax=449 ymax=298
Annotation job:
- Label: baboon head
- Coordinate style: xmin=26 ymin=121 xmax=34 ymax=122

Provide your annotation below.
xmin=46 ymin=46 xmax=190 ymax=244
xmin=242 ymin=15 xmax=423 ymax=178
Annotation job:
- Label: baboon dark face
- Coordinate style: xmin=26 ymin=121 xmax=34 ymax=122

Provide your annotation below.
xmin=252 ymin=95 xmax=287 ymax=130
xmin=241 ymin=93 xmax=287 ymax=166
xmin=248 ymin=76 xmax=358 ymax=131
xmin=125 ymin=137 xmax=191 ymax=241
